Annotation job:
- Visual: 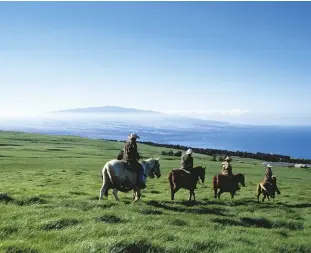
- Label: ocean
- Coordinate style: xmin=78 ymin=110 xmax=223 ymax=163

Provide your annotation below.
xmin=1 ymin=113 xmax=310 ymax=159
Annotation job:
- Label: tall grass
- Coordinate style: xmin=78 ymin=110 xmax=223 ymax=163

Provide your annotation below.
xmin=1 ymin=131 xmax=311 ymax=253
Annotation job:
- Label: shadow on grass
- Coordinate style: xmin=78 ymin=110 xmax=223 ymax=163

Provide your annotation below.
xmin=15 ymin=196 xmax=47 ymax=206
xmin=139 ymin=209 xmax=163 ymax=215
xmin=42 ymin=218 xmax=79 ymax=231
xmin=146 ymin=200 xmax=228 ymax=216
xmin=0 ymin=144 xmax=22 ymax=147
xmin=150 ymin=190 xmax=161 ymax=194
xmin=95 ymin=214 xmax=124 ymax=224
xmin=212 ymin=217 xmax=304 ymax=230
xmin=0 ymin=193 xmax=14 ymax=203
xmin=208 ymin=199 xmax=311 ymax=211
xmin=45 ymin=148 xmax=68 ymax=151
xmin=169 ymin=219 xmax=188 ymax=226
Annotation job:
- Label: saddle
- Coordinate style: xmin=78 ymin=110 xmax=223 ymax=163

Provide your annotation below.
xmin=217 ymin=173 xmax=235 ymax=184
xmin=173 ymin=168 xmax=191 ymax=176
xmin=122 ymin=161 xmax=143 ymax=173
xmin=218 ymin=173 xmax=233 ymax=178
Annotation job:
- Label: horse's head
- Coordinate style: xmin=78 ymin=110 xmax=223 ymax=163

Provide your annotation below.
xmin=193 ymin=166 xmax=206 ymax=184
xmin=236 ymin=173 xmax=246 ymax=187
xmin=142 ymin=158 xmax=161 ymax=179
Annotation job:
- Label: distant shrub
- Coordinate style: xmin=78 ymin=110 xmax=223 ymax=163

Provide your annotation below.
xmin=211 ymin=154 xmax=217 ymax=161
xmin=161 ymin=149 xmax=182 ymax=157
xmin=174 ymin=151 xmax=182 ymax=157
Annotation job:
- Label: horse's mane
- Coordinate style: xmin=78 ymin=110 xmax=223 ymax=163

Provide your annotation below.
xmin=234 ymin=173 xmax=245 ymax=177
xmin=142 ymin=157 xmax=156 ymax=163
xmin=189 ymin=166 xmax=205 ymax=176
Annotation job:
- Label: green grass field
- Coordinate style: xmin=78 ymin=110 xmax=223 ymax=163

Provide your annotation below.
xmin=1 ymin=131 xmax=311 ymax=253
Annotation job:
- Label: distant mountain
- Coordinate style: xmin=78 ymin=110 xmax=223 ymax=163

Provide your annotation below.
xmin=53 ymin=106 xmax=229 ymax=126
xmin=55 ymin=106 xmax=160 ymax=114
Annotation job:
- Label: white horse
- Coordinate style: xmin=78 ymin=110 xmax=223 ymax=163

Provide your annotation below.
xmin=99 ymin=157 xmax=161 ymax=202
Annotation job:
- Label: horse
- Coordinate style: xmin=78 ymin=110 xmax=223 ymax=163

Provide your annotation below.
xmin=99 ymin=157 xmax=161 ymax=203
xmin=213 ymin=173 xmax=245 ymax=199
xmin=256 ymin=176 xmax=281 ymax=202
xmin=168 ymin=166 xmax=206 ymax=202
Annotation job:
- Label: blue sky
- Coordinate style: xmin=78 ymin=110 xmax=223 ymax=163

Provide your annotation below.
xmin=0 ymin=2 xmax=310 ymax=125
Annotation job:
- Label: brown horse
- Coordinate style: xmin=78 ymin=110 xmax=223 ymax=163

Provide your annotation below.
xmin=256 ymin=176 xmax=281 ymax=202
xmin=168 ymin=166 xmax=206 ymax=202
xmin=213 ymin=173 xmax=245 ymax=199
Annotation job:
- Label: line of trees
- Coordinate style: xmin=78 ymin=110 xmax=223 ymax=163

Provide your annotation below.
xmin=104 ymin=139 xmax=311 ymax=165
xmin=161 ymin=149 xmax=182 ymax=157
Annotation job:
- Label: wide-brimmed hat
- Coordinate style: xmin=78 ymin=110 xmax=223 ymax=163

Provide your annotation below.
xmin=128 ymin=133 xmax=140 ymax=139
xmin=224 ymin=156 xmax=232 ymax=162
xmin=267 ymin=164 xmax=272 ymax=168
xmin=186 ymin=149 xmax=193 ymax=155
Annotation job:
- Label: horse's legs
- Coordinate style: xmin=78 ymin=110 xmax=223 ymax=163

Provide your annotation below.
xmin=112 ymin=188 xmax=119 ymax=201
xmin=192 ymin=190 xmax=196 ymax=202
xmin=217 ymin=190 xmax=223 ymax=199
xmin=230 ymin=192 xmax=235 ymax=199
xmin=257 ymin=192 xmax=261 ymax=203
xmin=133 ymin=188 xmax=142 ymax=203
xmin=262 ymin=194 xmax=266 ymax=202
xmin=171 ymin=187 xmax=180 ymax=201
xmin=267 ymin=195 xmax=270 ymax=201
xmin=99 ymin=182 xmax=109 ymax=200
xmin=188 ymin=190 xmax=196 ymax=202
xmin=214 ymin=188 xmax=218 ymax=199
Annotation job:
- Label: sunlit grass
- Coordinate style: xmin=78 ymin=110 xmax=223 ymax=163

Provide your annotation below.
xmin=1 ymin=131 xmax=311 ymax=253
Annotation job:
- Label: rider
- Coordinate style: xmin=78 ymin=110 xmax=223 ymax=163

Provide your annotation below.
xmin=263 ymin=164 xmax=273 ymax=185
xmin=221 ymin=156 xmax=233 ymax=176
xmin=221 ymin=156 xmax=240 ymax=191
xmin=122 ymin=133 xmax=146 ymax=189
xmin=180 ymin=149 xmax=194 ymax=174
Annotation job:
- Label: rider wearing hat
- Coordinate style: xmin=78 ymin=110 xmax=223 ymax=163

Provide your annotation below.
xmin=264 ymin=164 xmax=273 ymax=184
xmin=221 ymin=156 xmax=233 ymax=176
xmin=221 ymin=155 xmax=240 ymax=191
xmin=122 ymin=133 xmax=146 ymax=189
xmin=180 ymin=149 xmax=194 ymax=174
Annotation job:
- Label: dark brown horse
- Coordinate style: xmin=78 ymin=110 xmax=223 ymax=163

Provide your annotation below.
xmin=213 ymin=173 xmax=245 ymax=199
xmin=256 ymin=176 xmax=281 ymax=202
xmin=168 ymin=166 xmax=206 ymax=202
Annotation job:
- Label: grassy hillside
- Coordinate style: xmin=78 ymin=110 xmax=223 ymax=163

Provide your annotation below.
xmin=1 ymin=131 xmax=311 ymax=253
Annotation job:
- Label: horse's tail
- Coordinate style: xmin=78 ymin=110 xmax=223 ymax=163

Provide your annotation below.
xmin=101 ymin=161 xmax=115 ymax=186
xmin=259 ymin=183 xmax=267 ymax=193
xmin=100 ymin=169 xmax=103 ymax=181
xmin=168 ymin=171 xmax=174 ymax=191
xmin=213 ymin=175 xmax=218 ymax=190
xmin=256 ymin=183 xmax=261 ymax=194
